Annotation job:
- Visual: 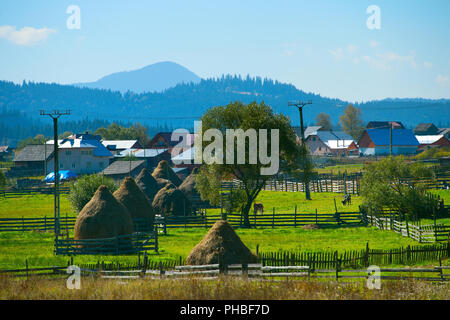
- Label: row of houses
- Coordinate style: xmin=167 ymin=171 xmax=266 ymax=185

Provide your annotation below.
xmin=8 ymin=121 xmax=450 ymax=179
xmin=298 ymin=121 xmax=450 ymax=157
xmin=11 ymin=132 xmax=196 ymax=179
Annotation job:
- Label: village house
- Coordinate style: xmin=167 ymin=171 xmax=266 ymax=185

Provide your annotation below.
xmin=13 ymin=144 xmax=54 ymax=174
xmin=46 ymin=133 xmax=113 ymax=174
xmin=116 ymin=148 xmax=171 ymax=168
xmin=304 ymin=131 xmax=354 ymax=156
xmin=0 ymin=146 xmax=12 ymax=161
xmin=414 ymin=123 xmax=450 ymax=140
xmin=102 ymin=159 xmax=147 ymax=180
xmin=101 ymin=140 xmax=142 ymax=155
xmin=367 ymin=121 xmax=405 ymax=130
xmin=358 ymin=129 xmax=419 ymax=156
xmin=415 ymin=135 xmax=450 ymax=151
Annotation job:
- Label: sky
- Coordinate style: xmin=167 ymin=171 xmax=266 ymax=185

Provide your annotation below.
xmin=0 ymin=0 xmax=449 ymax=102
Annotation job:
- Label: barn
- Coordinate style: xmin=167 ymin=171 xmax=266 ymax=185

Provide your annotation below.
xmin=358 ymin=129 xmax=419 ymax=156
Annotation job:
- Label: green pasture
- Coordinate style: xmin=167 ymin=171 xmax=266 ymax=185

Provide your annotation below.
xmin=0 ymin=225 xmax=423 ymax=270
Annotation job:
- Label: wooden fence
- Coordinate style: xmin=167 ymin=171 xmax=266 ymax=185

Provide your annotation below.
xmin=2 ymin=262 xmax=448 ymax=282
xmin=0 ymin=187 xmax=70 ymax=198
xmin=362 ymin=214 xmax=450 ymax=243
xmin=54 ymin=231 xmax=158 ymax=255
xmin=257 ymin=243 xmax=449 ymax=269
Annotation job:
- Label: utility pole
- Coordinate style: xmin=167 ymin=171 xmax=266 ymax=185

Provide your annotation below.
xmin=389 ymin=122 xmax=393 ymax=156
xmin=40 ymin=110 xmax=70 ymax=236
xmin=288 ymin=100 xmax=312 ymax=200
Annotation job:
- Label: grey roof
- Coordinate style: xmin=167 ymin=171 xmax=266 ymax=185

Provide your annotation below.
xmin=414 ymin=123 xmax=439 ymax=135
xmin=316 ymin=131 xmax=353 ymax=142
xmin=102 ymin=160 xmax=145 ymax=175
xmin=13 ymin=145 xmax=54 ymax=162
xmin=294 ymin=126 xmax=322 ymax=139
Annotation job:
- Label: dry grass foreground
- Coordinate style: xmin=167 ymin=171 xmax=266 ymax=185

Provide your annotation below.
xmin=0 ymin=276 xmax=448 ymax=300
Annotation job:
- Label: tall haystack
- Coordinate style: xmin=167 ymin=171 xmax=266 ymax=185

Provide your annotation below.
xmin=135 ymin=168 xmax=160 ymax=202
xmin=113 ymin=177 xmax=155 ymax=224
xmin=152 ymin=160 xmax=182 ymax=186
xmin=178 ymin=168 xmax=199 ymax=200
xmin=152 ymin=184 xmax=191 ymax=216
xmin=74 ymin=185 xmax=133 ymax=240
xmin=186 ymin=220 xmax=257 ymax=265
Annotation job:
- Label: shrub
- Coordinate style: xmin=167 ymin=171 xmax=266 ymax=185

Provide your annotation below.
xmin=68 ymin=174 xmax=117 ymax=213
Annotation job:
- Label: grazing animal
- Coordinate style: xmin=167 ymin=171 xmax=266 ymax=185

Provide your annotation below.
xmin=254 ymin=203 xmax=264 ymax=215
xmin=341 ymin=194 xmax=352 ymax=206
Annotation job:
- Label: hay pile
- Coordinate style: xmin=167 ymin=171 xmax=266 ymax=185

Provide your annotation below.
xmin=178 ymin=168 xmax=199 ymax=200
xmin=186 ymin=220 xmax=257 ymax=265
xmin=113 ymin=177 xmax=155 ymax=224
xmin=74 ymin=185 xmax=133 ymax=240
xmin=152 ymin=160 xmax=182 ymax=186
xmin=135 ymin=168 xmax=160 ymax=202
xmin=152 ymin=184 xmax=191 ymax=216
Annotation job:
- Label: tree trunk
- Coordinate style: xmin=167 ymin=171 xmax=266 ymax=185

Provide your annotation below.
xmin=242 ymin=201 xmax=252 ymax=228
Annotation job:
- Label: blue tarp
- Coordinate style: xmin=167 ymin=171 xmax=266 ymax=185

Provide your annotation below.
xmin=44 ymin=170 xmax=77 ymax=183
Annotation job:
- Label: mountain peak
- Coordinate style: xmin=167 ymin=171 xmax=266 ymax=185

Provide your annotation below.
xmin=75 ymin=61 xmax=201 ymax=94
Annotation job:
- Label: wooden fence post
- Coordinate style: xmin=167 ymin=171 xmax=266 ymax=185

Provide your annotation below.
xmin=315 ymin=209 xmax=318 ymax=225
xmin=294 ymin=205 xmax=297 ymax=228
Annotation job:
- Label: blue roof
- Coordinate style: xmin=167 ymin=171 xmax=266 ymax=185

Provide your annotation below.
xmin=316 ymin=131 xmax=353 ymax=142
xmin=366 ymin=129 xmax=419 ymax=146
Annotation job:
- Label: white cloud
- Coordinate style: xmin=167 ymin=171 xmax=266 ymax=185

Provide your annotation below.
xmin=362 ymin=51 xmax=417 ymax=70
xmin=330 ymin=47 xmax=344 ymax=60
xmin=369 ymin=40 xmax=380 ymax=48
xmin=346 ymin=44 xmax=358 ymax=54
xmin=424 ymin=61 xmax=432 ymax=68
xmin=0 ymin=25 xmax=56 ymax=46
xmin=436 ymin=74 xmax=449 ymax=86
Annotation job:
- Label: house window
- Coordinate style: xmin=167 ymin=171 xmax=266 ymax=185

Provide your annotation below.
xmin=59 ymin=163 xmax=64 ymax=169
xmin=72 ymin=163 xmax=76 ymax=169
xmin=319 ymin=147 xmax=322 ymax=151
xmin=65 ymin=150 xmax=71 ymax=156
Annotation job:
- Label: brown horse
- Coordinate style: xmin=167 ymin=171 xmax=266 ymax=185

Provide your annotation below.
xmin=254 ymin=203 xmax=264 ymax=215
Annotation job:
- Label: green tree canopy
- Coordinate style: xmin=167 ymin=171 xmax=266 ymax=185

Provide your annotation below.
xmin=315 ymin=112 xmax=332 ymax=131
xmin=196 ymin=101 xmax=312 ymax=227
xmin=68 ymin=174 xmax=118 ymax=213
xmin=360 ymin=156 xmax=437 ymax=220
xmin=95 ymin=123 xmax=151 ymax=146
xmin=339 ymin=104 xmax=364 ymax=140
xmin=16 ymin=134 xmax=49 ymax=151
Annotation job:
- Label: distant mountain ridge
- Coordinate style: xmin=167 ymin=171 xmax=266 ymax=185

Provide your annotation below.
xmin=75 ymin=61 xmax=201 ymax=93
xmin=1 ymin=73 xmax=449 ymax=144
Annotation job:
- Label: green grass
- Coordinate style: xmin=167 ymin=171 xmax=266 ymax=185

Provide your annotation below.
xmin=0 ymin=194 xmax=74 ymax=218
xmin=0 ymin=225 xmax=425 ymax=270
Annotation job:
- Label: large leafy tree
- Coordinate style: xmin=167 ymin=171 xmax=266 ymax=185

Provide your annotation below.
xmin=360 ymin=156 xmax=437 ymax=220
xmin=196 ymin=101 xmax=312 ymax=227
xmin=315 ymin=112 xmax=332 ymax=131
xmin=339 ymin=104 xmax=364 ymax=140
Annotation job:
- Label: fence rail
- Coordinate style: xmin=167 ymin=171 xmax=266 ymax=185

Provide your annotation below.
xmin=54 ymin=231 xmax=158 ymax=255
xmin=2 ymin=262 xmax=448 ymax=282
xmin=363 ymin=213 xmax=450 ymax=243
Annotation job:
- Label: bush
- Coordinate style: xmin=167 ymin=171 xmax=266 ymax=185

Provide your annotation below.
xmin=0 ymin=170 xmax=5 ymax=189
xmin=68 ymin=174 xmax=118 ymax=213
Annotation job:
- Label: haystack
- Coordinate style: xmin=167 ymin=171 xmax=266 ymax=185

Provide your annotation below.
xmin=152 ymin=184 xmax=191 ymax=216
xmin=135 ymin=168 xmax=160 ymax=202
xmin=178 ymin=168 xmax=199 ymax=200
xmin=152 ymin=160 xmax=182 ymax=186
xmin=74 ymin=185 xmax=133 ymax=240
xmin=113 ymin=177 xmax=155 ymax=224
xmin=186 ymin=220 xmax=257 ymax=265
xmin=155 ymin=178 xmax=174 ymax=190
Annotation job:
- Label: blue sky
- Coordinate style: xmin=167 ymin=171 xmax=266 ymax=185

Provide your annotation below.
xmin=0 ymin=0 xmax=449 ymax=102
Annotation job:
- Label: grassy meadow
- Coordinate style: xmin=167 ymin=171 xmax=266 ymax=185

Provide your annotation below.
xmin=0 ymin=189 xmax=448 ymax=270
xmin=1 ymin=276 xmax=448 ymax=300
